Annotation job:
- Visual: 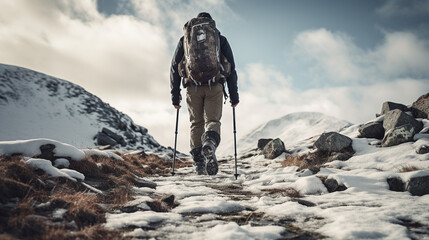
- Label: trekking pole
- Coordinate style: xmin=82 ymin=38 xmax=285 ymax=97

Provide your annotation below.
xmin=172 ymin=108 xmax=179 ymax=176
xmin=233 ymin=107 xmax=239 ymax=180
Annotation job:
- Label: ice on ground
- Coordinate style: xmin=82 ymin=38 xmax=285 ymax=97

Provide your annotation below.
xmin=0 ymin=138 xmax=85 ymax=161
xmin=190 ymin=222 xmax=285 ymax=240
xmin=104 ymin=211 xmax=182 ymax=229
xmin=173 ymin=195 xmax=245 ymax=214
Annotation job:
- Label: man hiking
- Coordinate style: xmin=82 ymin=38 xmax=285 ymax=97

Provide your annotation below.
xmin=170 ymin=12 xmax=239 ymax=175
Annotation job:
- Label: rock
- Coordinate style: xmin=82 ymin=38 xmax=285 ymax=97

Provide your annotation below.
xmin=383 ymin=109 xmax=423 ymax=133
xmin=323 ymin=178 xmax=347 ymax=193
xmin=37 ymin=144 xmax=56 ymax=160
xmin=294 ymin=199 xmax=316 ymax=207
xmin=411 ymin=93 xmax=429 ymax=119
xmin=358 ymin=122 xmax=385 ymax=140
xmin=314 ymin=132 xmax=353 ymax=153
xmin=258 ymin=138 xmax=273 ymax=150
xmin=416 ymin=145 xmax=429 ymax=154
xmin=96 ymin=132 xmax=118 ymax=146
xmin=407 ymin=175 xmax=429 ymax=196
xmin=133 ymin=178 xmax=157 ymax=189
xmin=382 ymin=124 xmax=415 ymax=147
xmin=161 ymin=195 xmax=175 ymax=206
xmin=381 ymin=101 xmax=408 ymax=115
xmin=102 ymin=128 xmax=126 ymax=146
xmin=328 ymin=152 xmax=354 ymax=161
xmin=262 ymin=138 xmax=286 ymax=159
xmin=387 ymin=177 xmax=405 ymax=192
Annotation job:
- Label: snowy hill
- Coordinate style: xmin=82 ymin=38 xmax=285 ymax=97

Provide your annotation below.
xmin=227 ymin=112 xmax=352 ymax=154
xmin=0 ymin=63 xmax=163 ymax=152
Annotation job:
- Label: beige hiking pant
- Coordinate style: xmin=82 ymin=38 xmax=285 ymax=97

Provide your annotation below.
xmin=186 ymin=83 xmax=223 ymax=149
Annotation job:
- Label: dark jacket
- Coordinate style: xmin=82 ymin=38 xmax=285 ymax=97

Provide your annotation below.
xmin=170 ymin=35 xmax=239 ymax=106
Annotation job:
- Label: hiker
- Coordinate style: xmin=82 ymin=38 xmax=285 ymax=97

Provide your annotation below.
xmin=170 ymin=12 xmax=239 ymax=175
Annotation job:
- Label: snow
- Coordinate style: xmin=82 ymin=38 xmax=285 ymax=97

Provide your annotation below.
xmin=24 ymin=158 xmax=76 ymax=181
xmin=173 ymin=195 xmax=245 ymax=214
xmin=60 ymin=169 xmax=85 ymax=181
xmin=54 ymin=158 xmax=70 ymax=168
xmin=0 ymin=138 xmax=85 ymax=161
xmin=104 ymin=211 xmax=182 ymax=229
xmin=293 ymin=176 xmax=328 ymax=195
xmin=192 ymin=222 xmax=285 ymax=240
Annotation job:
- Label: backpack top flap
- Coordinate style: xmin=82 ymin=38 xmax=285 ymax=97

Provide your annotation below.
xmin=183 ymin=17 xmax=220 ymax=83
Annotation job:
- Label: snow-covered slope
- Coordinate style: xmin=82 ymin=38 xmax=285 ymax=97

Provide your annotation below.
xmin=229 ymin=112 xmax=352 ymax=154
xmin=0 ymin=63 xmax=163 ymax=151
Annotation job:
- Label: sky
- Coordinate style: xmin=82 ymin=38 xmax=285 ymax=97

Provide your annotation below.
xmin=1 ymin=0 xmax=429 ymax=153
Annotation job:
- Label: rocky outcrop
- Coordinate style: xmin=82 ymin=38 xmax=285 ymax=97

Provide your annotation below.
xmin=358 ymin=121 xmax=385 ymax=139
xmin=411 ymin=93 xmax=429 ymax=119
xmin=383 ymin=109 xmax=423 ymax=133
xmin=314 ymin=132 xmax=353 ymax=153
xmin=381 ymin=101 xmax=408 ymax=115
xmin=262 ymin=138 xmax=286 ymax=159
xmin=382 ymin=124 xmax=415 ymax=147
xmin=258 ymin=138 xmax=273 ymax=150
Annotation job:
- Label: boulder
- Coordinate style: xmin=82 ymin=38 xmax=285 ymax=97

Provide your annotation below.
xmin=314 ymin=132 xmax=353 ymax=153
xmin=383 ymin=109 xmax=423 ymax=133
xmin=411 ymin=93 xmax=429 ymax=119
xmin=323 ymin=178 xmax=347 ymax=193
xmin=262 ymin=138 xmax=286 ymax=159
xmin=258 ymin=138 xmax=273 ymax=150
xmin=382 ymin=124 xmax=415 ymax=147
xmin=358 ymin=122 xmax=385 ymax=140
xmin=387 ymin=177 xmax=405 ymax=192
xmin=407 ymin=175 xmax=429 ymax=196
xmin=37 ymin=144 xmax=56 ymax=160
xmin=381 ymin=101 xmax=408 ymax=115
xmin=101 ymin=128 xmax=125 ymax=146
xmin=97 ymin=132 xmax=118 ymax=146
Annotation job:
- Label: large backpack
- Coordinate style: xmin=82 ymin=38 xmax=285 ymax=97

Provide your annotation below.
xmin=180 ymin=17 xmax=226 ymax=84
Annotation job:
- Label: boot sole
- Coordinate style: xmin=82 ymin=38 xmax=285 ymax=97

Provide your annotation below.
xmin=202 ymin=145 xmax=218 ymax=175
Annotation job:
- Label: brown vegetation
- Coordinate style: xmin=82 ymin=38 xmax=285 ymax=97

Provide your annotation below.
xmin=0 ymin=151 xmax=191 ymax=240
xmin=282 ymin=151 xmax=330 ymax=172
xmin=399 ymin=165 xmax=421 ymax=173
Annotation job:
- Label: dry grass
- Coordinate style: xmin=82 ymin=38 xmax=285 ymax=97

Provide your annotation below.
xmin=282 ymin=151 xmax=329 ymax=172
xmin=0 ymin=150 xmax=191 ymax=240
xmin=261 ymin=188 xmax=302 ymax=198
xmin=399 ymin=165 xmax=421 ymax=173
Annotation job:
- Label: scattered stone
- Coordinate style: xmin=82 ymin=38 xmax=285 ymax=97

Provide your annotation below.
xmin=383 ymin=109 xmax=423 ymax=133
xmin=382 ymin=124 xmax=415 ymax=147
xmin=262 ymin=138 xmax=286 ymax=159
xmin=294 ymin=199 xmax=316 ymax=207
xmin=258 ymin=138 xmax=273 ymax=150
xmin=314 ymin=132 xmax=353 ymax=153
xmin=358 ymin=122 xmax=385 ymax=140
xmin=328 ymin=152 xmax=354 ymax=161
xmin=323 ymin=178 xmax=347 ymax=193
xmin=134 ymin=178 xmax=157 ymax=189
xmin=96 ymin=132 xmax=117 ymax=146
xmin=416 ymin=145 xmax=429 ymax=154
xmin=407 ymin=175 xmax=429 ymax=196
xmin=161 ymin=195 xmax=175 ymax=206
xmin=411 ymin=93 xmax=429 ymax=119
xmin=381 ymin=101 xmax=408 ymax=115
xmin=387 ymin=177 xmax=405 ymax=192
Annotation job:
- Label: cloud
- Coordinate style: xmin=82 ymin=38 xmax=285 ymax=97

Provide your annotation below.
xmin=377 ymin=0 xmax=429 ymax=17
xmin=293 ymin=28 xmax=429 ymax=86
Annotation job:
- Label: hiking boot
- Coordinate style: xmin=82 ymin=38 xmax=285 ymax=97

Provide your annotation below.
xmin=190 ymin=147 xmax=206 ymax=175
xmin=201 ymin=131 xmax=220 ymax=176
